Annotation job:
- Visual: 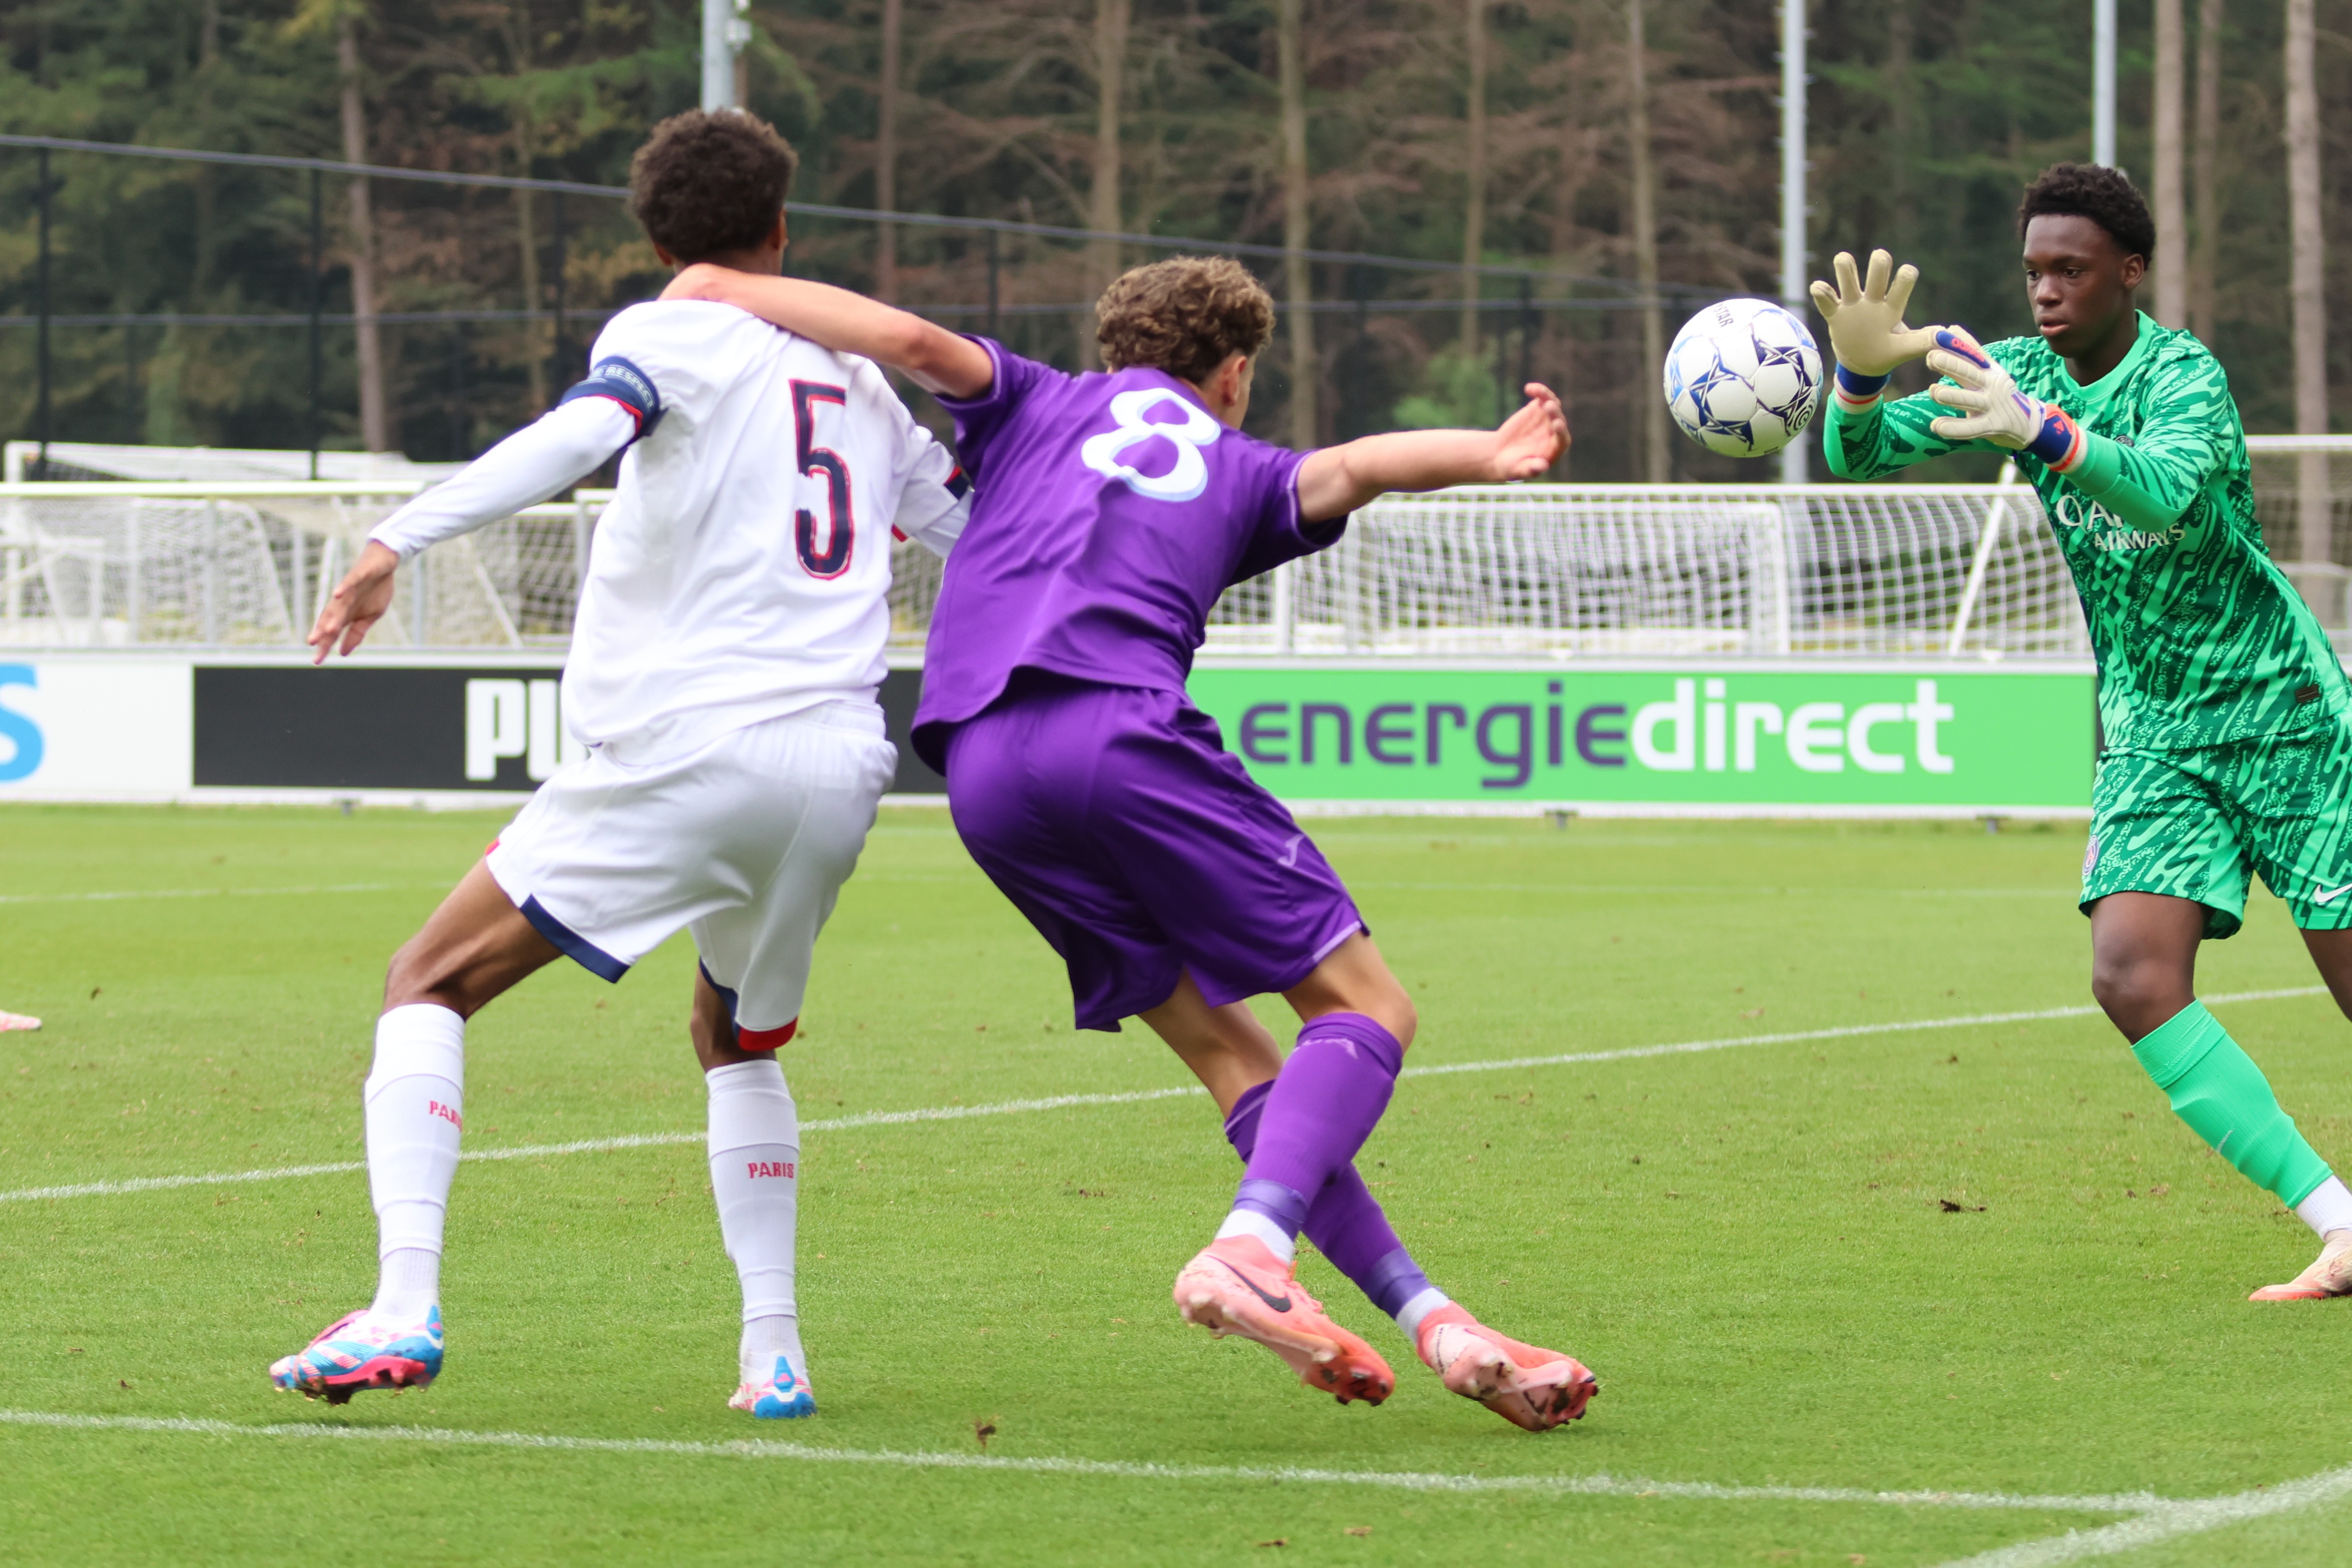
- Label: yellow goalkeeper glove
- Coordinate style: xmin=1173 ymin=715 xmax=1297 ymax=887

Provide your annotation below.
xmin=1808 ymin=249 xmax=1940 ymax=410
xmin=1925 ymin=328 xmax=2088 ymax=470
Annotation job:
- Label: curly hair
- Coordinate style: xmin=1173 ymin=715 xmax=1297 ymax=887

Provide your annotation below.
xmin=627 ymin=110 xmax=798 ymax=264
xmin=1095 ymin=257 xmax=1276 ymax=383
xmin=2017 ymin=162 xmax=2156 ymax=261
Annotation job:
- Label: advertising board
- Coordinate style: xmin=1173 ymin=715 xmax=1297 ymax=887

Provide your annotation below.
xmin=1186 ymin=663 xmax=2095 ymax=813
xmin=0 ymin=654 xmax=2093 ymax=814
xmin=0 ymin=658 xmax=192 ymax=799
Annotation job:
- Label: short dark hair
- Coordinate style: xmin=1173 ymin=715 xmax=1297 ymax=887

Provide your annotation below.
xmin=2017 ymin=162 xmax=2155 ymax=261
xmin=1096 ymin=257 xmax=1277 ymax=383
xmin=628 ymin=110 xmax=798 ymax=264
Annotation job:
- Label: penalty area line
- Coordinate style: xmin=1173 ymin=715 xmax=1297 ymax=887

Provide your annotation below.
xmin=1396 ymin=986 xmax=2331 ymax=1081
xmin=0 ymin=882 xmax=440 ymax=906
xmin=0 ymin=1409 xmax=2154 ymax=1514
xmin=0 ymin=988 xmax=2325 ymax=1206
xmin=1930 ymin=1459 xmax=2352 ymax=1567
xmin=0 ymin=1090 xmax=1210 ymax=1203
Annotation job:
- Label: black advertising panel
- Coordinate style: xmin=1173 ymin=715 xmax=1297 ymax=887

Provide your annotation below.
xmin=876 ymin=668 xmax=947 ymax=792
xmin=192 ymin=665 xmax=946 ymax=795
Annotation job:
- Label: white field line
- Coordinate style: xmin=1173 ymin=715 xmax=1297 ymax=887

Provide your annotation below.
xmin=0 ymin=882 xmax=435 ymax=906
xmin=1355 ymin=880 xmax=2058 ymax=899
xmin=1 ymin=987 xmax=2326 ymax=1207
xmin=0 ymin=1091 xmax=1210 ymax=1203
xmin=1933 ymin=1461 xmax=2352 ymax=1566
xmin=0 ymin=879 xmax=2070 ymax=906
xmin=1394 ymin=986 xmax=2327 ymax=1080
xmin=0 ymin=1408 xmax=2154 ymax=1513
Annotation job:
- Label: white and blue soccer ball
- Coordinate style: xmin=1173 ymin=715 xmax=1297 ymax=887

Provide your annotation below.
xmin=1662 ymin=298 xmax=1823 ymax=459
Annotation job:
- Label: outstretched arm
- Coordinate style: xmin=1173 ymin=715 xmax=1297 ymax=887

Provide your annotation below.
xmin=662 ymin=265 xmax=995 ymax=398
xmin=310 ymin=397 xmax=633 ymax=663
xmin=1925 ymin=328 xmax=2224 ymax=531
xmin=1295 ymin=384 xmax=1568 ymax=523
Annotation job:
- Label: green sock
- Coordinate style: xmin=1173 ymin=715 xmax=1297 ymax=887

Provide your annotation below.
xmin=2131 ymin=1000 xmax=2332 ymax=1207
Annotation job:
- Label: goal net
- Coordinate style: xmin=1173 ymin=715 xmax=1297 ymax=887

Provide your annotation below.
xmin=0 ymin=487 xmax=588 ymax=649
xmin=6 ymin=445 xmax=2348 ymax=658
xmin=1206 ymin=482 xmax=2083 ymax=659
xmin=2247 ymin=435 xmax=2352 ymax=630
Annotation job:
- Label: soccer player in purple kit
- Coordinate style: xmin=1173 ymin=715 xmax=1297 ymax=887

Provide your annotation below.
xmin=665 ymin=255 xmax=1597 ymax=1431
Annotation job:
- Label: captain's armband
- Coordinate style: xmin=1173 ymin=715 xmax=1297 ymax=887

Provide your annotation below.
xmin=560 ymin=356 xmax=663 ymax=440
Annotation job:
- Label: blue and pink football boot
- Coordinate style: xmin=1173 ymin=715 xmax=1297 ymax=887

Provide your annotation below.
xmin=269 ymin=1307 xmax=444 ymax=1404
xmin=729 ymin=1355 xmax=816 ymax=1419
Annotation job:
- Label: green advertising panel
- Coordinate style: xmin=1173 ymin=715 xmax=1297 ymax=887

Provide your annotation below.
xmin=1184 ymin=665 xmax=2096 ymax=808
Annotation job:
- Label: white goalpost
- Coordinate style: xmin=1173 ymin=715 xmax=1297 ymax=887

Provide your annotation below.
xmin=4 ymin=439 xmax=2349 ymax=657
xmin=1205 ymin=476 xmax=2084 ymax=660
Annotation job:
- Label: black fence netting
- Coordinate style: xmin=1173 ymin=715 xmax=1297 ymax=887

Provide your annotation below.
xmin=0 ymin=134 xmax=1771 ymax=481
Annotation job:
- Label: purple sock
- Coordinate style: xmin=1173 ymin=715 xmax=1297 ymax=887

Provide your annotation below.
xmin=1232 ymin=1012 xmax=1403 ymax=1238
xmin=1223 ymin=1047 xmax=1434 ymax=1321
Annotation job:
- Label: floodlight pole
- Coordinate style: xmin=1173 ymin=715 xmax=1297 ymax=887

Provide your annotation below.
xmin=2093 ymin=0 xmax=2117 ymax=166
xmin=703 ymin=0 xmax=750 ymax=111
xmin=1779 ymin=0 xmax=1808 ymax=486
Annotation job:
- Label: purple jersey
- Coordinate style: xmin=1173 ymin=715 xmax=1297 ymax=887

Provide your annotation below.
xmin=913 ymin=339 xmax=1342 ymax=768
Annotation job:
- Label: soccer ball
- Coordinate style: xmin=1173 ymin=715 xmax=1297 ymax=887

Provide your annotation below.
xmin=1662 ymin=299 xmax=1823 ymax=459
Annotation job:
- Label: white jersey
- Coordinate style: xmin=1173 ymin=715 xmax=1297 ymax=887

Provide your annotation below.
xmin=561 ymin=301 xmax=966 ymax=759
xmin=369 ymin=297 xmax=967 ymax=763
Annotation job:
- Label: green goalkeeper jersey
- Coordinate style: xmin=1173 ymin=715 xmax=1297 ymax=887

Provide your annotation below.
xmin=1822 ymin=312 xmax=2346 ymax=751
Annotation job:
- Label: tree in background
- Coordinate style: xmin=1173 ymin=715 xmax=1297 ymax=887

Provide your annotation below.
xmin=0 ymin=0 xmax=2343 ymax=480
xmin=2282 ymin=0 xmax=2329 ymax=574
xmin=288 ymin=0 xmax=388 ymax=451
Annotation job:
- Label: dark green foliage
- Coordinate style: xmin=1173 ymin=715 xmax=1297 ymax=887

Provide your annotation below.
xmin=0 ymin=0 xmax=2344 ymax=476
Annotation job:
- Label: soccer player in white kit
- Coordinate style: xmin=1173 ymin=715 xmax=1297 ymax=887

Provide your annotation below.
xmin=267 ymin=110 xmax=967 ymax=1419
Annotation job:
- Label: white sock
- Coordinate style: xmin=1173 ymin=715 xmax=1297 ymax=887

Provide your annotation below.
xmin=2296 ymin=1175 xmax=2352 ymax=1239
xmin=364 ymin=1004 xmax=465 ymax=1320
xmin=1393 ymin=1286 xmax=1451 ymax=1340
xmin=707 ymin=1057 xmax=805 ymax=1386
xmin=1214 ymin=1208 xmax=1297 ymax=1265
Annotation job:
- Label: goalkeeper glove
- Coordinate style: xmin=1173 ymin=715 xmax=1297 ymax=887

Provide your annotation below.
xmin=1925 ymin=328 xmax=2087 ymax=471
xmin=1807 ymin=249 xmax=1940 ymax=410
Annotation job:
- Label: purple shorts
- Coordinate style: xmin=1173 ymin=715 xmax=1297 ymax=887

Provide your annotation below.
xmin=944 ymin=677 xmax=1365 ymax=1031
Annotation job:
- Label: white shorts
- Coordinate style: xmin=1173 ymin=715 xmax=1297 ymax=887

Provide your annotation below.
xmin=486 ymin=701 xmax=897 ymax=1045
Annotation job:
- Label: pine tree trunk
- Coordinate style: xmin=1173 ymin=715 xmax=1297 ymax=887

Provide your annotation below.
xmin=2190 ymin=0 xmax=2223 ymax=342
xmin=514 ymin=162 xmax=544 ymax=410
xmin=192 ymin=0 xmax=219 ymax=295
xmin=507 ymin=4 xmax=545 ymax=410
xmin=1278 ymin=0 xmax=1315 ymax=448
xmin=1460 ymin=0 xmax=1486 ymax=355
xmin=1087 ymin=0 xmax=1129 ymax=365
xmin=1885 ymin=0 xmax=1913 ymax=252
xmin=339 ymin=15 xmax=390 ymax=452
xmin=877 ymin=0 xmax=901 ymax=303
xmin=2152 ymin=0 xmax=2186 ymax=327
xmin=1628 ymin=0 xmax=1666 ymax=481
xmin=2283 ymin=0 xmax=2330 ymax=571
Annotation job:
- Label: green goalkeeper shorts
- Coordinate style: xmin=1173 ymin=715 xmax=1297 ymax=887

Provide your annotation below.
xmin=2082 ymin=716 xmax=2352 ymax=939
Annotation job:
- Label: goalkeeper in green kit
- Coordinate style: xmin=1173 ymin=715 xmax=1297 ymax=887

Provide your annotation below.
xmin=1814 ymin=162 xmax=2352 ymax=1301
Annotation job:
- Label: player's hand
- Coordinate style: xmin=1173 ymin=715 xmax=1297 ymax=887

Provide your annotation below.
xmin=308 ymin=540 xmax=401 ymax=665
xmin=1487 ymin=384 xmax=1570 ymax=480
xmin=1925 ymin=327 xmax=2085 ymax=469
xmin=1808 ymin=249 xmax=1938 ymax=378
xmin=660 ymin=262 xmax=738 ymax=304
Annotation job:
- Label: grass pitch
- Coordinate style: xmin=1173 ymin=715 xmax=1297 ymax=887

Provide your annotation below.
xmin=5 ymin=804 xmax=2352 ymax=1566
